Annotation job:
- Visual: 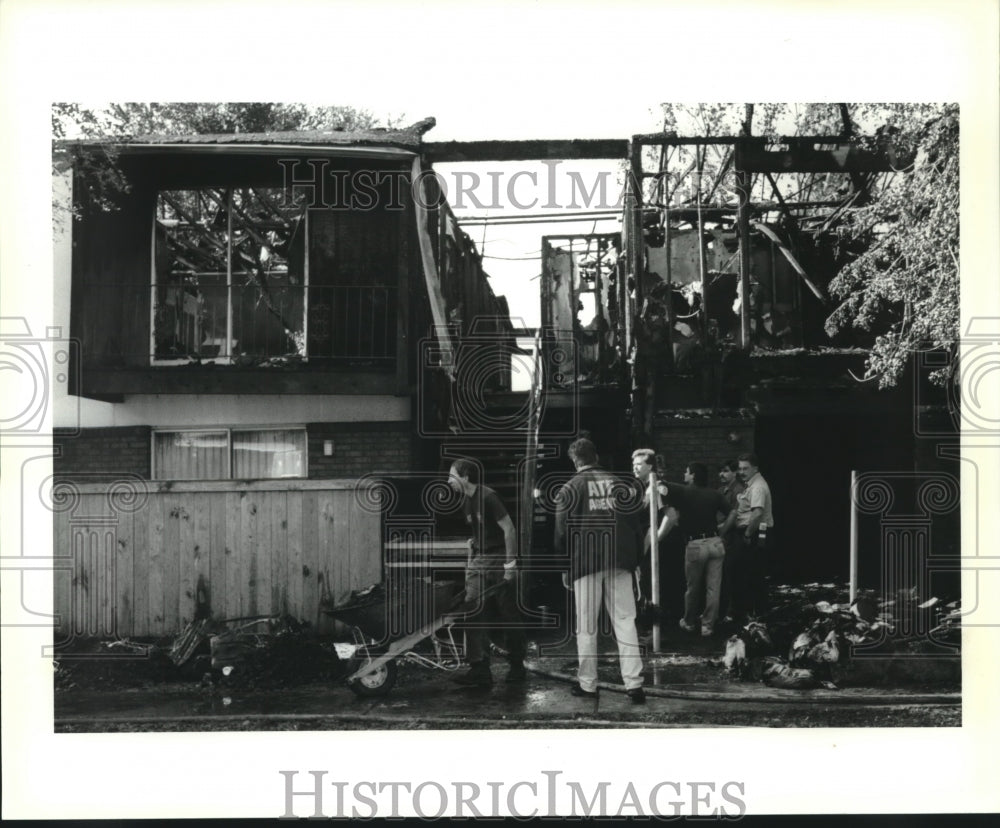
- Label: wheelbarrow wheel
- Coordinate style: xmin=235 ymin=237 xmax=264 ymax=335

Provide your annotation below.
xmin=347 ymin=657 xmax=398 ymax=697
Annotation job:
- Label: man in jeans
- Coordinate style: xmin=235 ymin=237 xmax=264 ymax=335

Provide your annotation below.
xmin=555 ymin=438 xmax=646 ymax=703
xmin=447 ymin=458 xmax=526 ymax=688
xmin=658 ymin=462 xmax=734 ymax=637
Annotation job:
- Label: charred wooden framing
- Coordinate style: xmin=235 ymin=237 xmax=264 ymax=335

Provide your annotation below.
xmin=64 ymin=136 xmax=513 ymax=424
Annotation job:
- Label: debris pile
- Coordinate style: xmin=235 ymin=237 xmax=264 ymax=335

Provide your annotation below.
xmin=54 ymin=639 xmax=181 ymax=691
xmin=54 ymin=615 xmax=346 ymax=691
xmin=722 ymin=582 xmax=961 ymax=689
xmin=198 ymin=615 xmax=346 ymax=689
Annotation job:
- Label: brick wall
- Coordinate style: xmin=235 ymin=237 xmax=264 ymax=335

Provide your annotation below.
xmin=651 ymin=415 xmax=756 ymax=483
xmin=53 ymin=421 xmax=414 ymax=481
xmin=307 ymin=421 xmax=412 ymax=477
xmin=54 ymin=426 xmax=152 ymax=480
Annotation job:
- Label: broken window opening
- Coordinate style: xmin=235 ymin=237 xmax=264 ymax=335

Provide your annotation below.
xmin=153 ymin=187 xmax=308 ymax=364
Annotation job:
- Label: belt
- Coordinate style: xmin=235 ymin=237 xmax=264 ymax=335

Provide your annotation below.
xmin=686 ymin=532 xmax=714 ymax=543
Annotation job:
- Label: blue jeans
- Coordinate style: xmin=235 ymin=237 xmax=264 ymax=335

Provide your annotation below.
xmin=682 ymin=537 xmax=726 ymax=632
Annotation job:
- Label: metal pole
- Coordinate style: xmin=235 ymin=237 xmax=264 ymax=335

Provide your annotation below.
xmin=649 ymin=471 xmax=661 ymax=653
xmin=736 ymin=164 xmax=753 ymax=350
xmin=664 ymin=206 xmax=675 ymax=370
xmin=850 ymin=470 xmax=858 ymax=604
xmin=629 ymin=139 xmax=646 ymax=439
xmin=695 ymin=150 xmax=709 ymax=334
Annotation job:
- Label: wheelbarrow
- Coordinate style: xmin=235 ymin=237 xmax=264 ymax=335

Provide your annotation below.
xmin=323 ymin=579 xmax=511 ymax=697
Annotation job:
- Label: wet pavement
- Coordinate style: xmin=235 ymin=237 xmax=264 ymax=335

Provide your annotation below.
xmin=54 ymin=628 xmax=961 ymax=731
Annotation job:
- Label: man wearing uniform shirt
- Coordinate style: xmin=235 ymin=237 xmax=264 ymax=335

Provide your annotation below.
xmin=448 ymin=458 xmax=526 ymax=688
xmin=720 ymin=452 xmax=774 ymax=620
xmin=556 ymin=438 xmax=646 ymax=703
xmin=655 ymin=462 xmax=735 ymax=637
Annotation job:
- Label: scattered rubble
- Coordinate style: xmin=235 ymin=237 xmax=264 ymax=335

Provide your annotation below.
xmin=721 ymin=582 xmax=961 ymax=689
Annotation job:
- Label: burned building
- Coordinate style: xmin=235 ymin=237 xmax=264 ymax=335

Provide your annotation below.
xmin=52 ymin=120 xmax=514 ymax=637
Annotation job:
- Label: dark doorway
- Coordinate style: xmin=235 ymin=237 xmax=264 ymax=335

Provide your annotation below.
xmin=754 ymin=404 xmax=914 ymax=586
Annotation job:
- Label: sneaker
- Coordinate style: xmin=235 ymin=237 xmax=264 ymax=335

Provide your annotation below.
xmin=505 ymin=663 xmax=527 ymax=683
xmin=626 ymin=687 xmax=646 ymax=704
xmin=452 ymin=664 xmax=493 ymax=688
xmin=678 ymin=619 xmax=696 ymax=633
xmin=701 ymin=626 xmax=714 ymax=637
xmin=570 ymin=684 xmax=598 ymax=698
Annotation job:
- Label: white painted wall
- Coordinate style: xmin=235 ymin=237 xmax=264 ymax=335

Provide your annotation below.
xmin=72 ymin=393 xmax=410 ymax=427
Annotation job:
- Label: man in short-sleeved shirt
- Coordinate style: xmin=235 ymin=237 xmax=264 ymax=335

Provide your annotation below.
xmin=720 ymin=453 xmax=774 ymax=619
xmin=735 ymin=462 xmax=773 ymax=534
xmin=448 ymin=458 xmax=526 ymax=688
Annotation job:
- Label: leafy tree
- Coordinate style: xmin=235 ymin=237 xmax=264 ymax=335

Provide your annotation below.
xmin=52 ymin=102 xmax=402 ymax=140
xmin=824 ymin=104 xmax=959 ymax=388
xmin=646 ymin=102 xmax=958 ymax=388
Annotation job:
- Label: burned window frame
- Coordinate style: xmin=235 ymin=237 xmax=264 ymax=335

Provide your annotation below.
xmin=151 ymin=186 xmax=309 ymax=366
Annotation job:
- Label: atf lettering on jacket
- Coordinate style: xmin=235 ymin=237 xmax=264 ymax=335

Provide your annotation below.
xmin=587 ymin=478 xmax=616 ymax=511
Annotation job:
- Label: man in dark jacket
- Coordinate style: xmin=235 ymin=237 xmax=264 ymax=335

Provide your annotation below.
xmin=555 ymin=438 xmax=646 ymax=703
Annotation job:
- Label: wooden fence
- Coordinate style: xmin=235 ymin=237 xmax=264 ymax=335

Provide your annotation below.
xmin=52 ymin=479 xmax=383 ymax=638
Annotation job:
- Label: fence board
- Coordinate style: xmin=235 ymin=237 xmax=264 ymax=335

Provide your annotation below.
xmin=161 ymin=495 xmax=182 ymax=634
xmin=191 ymin=494 xmax=212 ymax=622
xmin=301 ymin=489 xmax=320 ymax=628
xmin=331 ymin=489 xmax=352 ymax=607
xmin=114 ymin=507 xmax=134 ymax=637
xmin=241 ymin=491 xmax=259 ymax=617
xmin=254 ymin=491 xmax=274 ymax=617
xmin=285 ymin=491 xmax=303 ymax=619
xmin=102 ymin=518 xmax=117 ymax=637
xmin=179 ymin=496 xmax=198 ymax=627
xmin=270 ymin=491 xmax=289 ymax=615
xmin=225 ymin=491 xmax=243 ymax=620
xmin=53 ymin=498 xmax=72 ymax=640
xmin=131 ymin=494 xmax=150 ymax=636
xmin=71 ymin=521 xmax=85 ymax=638
xmin=147 ymin=495 xmax=166 ymax=635
xmin=209 ymin=493 xmax=226 ymax=619
xmin=316 ymin=494 xmax=336 ymax=621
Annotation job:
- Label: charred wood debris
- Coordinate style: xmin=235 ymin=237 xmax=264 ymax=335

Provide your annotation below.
xmin=722 ymin=583 xmax=961 ymax=689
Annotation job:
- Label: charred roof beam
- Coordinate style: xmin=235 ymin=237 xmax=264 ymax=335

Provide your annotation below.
xmin=423 ymin=139 xmax=628 ymax=163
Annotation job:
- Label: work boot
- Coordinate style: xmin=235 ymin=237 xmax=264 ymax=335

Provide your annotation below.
xmin=452 ymin=660 xmax=493 ymax=688
xmin=627 ymin=687 xmax=646 ymax=704
xmin=505 ymin=661 xmax=527 ymax=683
